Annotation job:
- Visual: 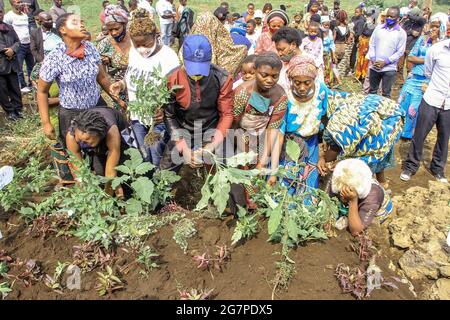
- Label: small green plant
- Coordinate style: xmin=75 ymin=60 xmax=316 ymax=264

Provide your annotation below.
xmin=95 ymin=266 xmax=124 ymax=297
xmin=0 ymin=262 xmax=9 ymax=278
xmin=231 ymin=206 xmax=259 ymax=245
xmin=0 ymin=282 xmax=12 ymax=300
xmin=113 ymin=148 xmax=181 ymax=214
xmin=172 ymin=218 xmax=197 ymax=254
xmin=44 ymin=261 xmax=68 ymax=293
xmin=136 ymin=246 xmax=159 ymax=276
xmin=196 ymin=151 xmax=260 ymax=215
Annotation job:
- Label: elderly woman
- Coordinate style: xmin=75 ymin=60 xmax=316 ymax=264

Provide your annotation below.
xmin=96 ymin=4 xmax=131 ymax=108
xmin=397 ymin=18 xmax=441 ymax=140
xmin=278 ymin=55 xmax=347 ymax=195
xmin=37 ymin=13 xmax=124 ymax=144
xmin=110 ymin=8 xmax=180 ymax=166
xmin=255 ymin=9 xmax=289 ymax=55
xmin=190 ymin=12 xmax=247 ymax=78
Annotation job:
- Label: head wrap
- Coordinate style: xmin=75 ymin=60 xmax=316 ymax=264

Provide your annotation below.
xmin=104 ymin=4 xmax=128 ymax=24
xmin=266 ymin=9 xmax=290 ymax=26
xmin=129 ymin=8 xmax=157 ymax=37
xmin=287 ymin=55 xmax=318 ymax=80
xmin=332 ymin=159 xmax=373 ymax=199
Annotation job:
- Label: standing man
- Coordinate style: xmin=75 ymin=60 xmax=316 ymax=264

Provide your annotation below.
xmin=156 ymin=0 xmax=175 ymax=46
xmin=21 ymin=0 xmax=40 ymax=30
xmin=330 ymin=1 xmax=340 ymax=20
xmin=401 ymin=37 xmax=450 ymax=183
xmin=49 ymin=0 xmax=66 ymax=24
xmin=137 ymin=0 xmax=155 ymax=19
xmin=30 ymin=12 xmax=56 ymax=64
xmin=0 ymin=5 xmax=23 ymax=120
xmin=4 ymin=0 xmax=35 ymax=93
xmin=368 ymin=7 xmax=406 ymax=98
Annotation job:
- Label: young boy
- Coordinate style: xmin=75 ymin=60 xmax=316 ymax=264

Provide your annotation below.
xmin=330 ymin=159 xmax=392 ymax=236
xmin=321 ymin=16 xmax=340 ymax=87
xmin=245 ymin=19 xmax=259 ymax=54
xmin=233 ymin=54 xmax=256 ymax=89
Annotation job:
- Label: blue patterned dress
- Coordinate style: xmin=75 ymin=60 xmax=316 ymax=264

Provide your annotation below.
xmin=397 ymin=36 xmax=432 ymax=139
xmin=279 ymin=82 xmax=348 ymax=194
xmin=323 ymin=93 xmax=405 ymax=174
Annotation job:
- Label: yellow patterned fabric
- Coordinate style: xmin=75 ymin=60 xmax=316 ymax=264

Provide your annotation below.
xmin=190 ymin=12 xmax=247 ymax=77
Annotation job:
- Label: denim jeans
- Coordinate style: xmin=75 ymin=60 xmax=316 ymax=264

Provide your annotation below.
xmin=16 ymin=43 xmax=35 ymax=88
xmin=131 ymin=121 xmax=169 ymax=166
xmin=160 ymin=22 xmax=174 ymax=46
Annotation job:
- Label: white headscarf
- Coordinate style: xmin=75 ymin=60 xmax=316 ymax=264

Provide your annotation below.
xmin=332 ymin=159 xmax=373 ymax=199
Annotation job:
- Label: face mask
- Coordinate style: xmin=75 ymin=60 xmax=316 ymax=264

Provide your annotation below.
xmin=136 ymin=42 xmax=157 ymax=58
xmin=280 ymin=49 xmax=295 ymax=62
xmin=42 ymin=22 xmax=53 ymax=29
xmin=248 ymin=91 xmax=271 ymax=113
xmin=309 ymin=34 xmax=318 ymax=40
xmin=113 ymin=28 xmax=126 ymax=42
xmin=292 ymin=87 xmax=315 ymax=100
xmin=78 ymin=141 xmax=93 ymax=150
xmin=386 ymin=18 xmax=397 ymax=26
xmin=269 ymin=27 xmax=278 ymax=34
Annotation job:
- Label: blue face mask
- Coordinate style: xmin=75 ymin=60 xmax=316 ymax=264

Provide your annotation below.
xmin=309 ymin=34 xmax=318 ymax=40
xmin=113 ymin=29 xmax=126 ymax=42
xmin=248 ymin=91 xmax=271 ymax=113
xmin=386 ymin=18 xmax=397 ymax=26
xmin=78 ymin=141 xmax=93 ymax=150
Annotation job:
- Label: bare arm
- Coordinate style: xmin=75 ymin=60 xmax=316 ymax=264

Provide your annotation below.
xmin=105 ymin=126 xmax=121 ymax=179
xmin=348 ymin=199 xmax=364 ymax=236
xmin=97 ymin=66 xmax=126 ymax=109
xmin=37 ymin=78 xmax=56 ymax=139
xmin=65 ymin=132 xmax=83 ymax=159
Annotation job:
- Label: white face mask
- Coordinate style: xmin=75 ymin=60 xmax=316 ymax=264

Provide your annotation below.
xmin=136 ymin=42 xmax=157 ymax=58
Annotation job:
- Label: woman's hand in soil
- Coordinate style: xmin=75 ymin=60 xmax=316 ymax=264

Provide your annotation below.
xmin=153 ymin=109 xmax=164 ymax=124
xmin=340 ymin=186 xmax=358 ymax=203
xmin=43 ymin=122 xmax=56 ymax=140
xmin=317 ymin=157 xmax=328 ymax=176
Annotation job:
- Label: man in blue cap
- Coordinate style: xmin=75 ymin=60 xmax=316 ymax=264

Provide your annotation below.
xmin=160 ymin=34 xmax=234 ymax=170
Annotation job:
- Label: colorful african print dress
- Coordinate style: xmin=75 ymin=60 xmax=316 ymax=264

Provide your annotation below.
xmin=323 ymin=93 xmax=405 ymax=174
xmin=355 ymin=35 xmax=370 ymax=80
xmin=280 ymin=83 xmax=348 ymax=195
xmin=397 ymin=36 xmax=431 ymax=139
xmin=322 ymin=31 xmax=337 ymax=88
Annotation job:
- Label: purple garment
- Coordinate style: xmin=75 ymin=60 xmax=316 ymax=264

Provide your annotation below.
xmin=368 ymin=24 xmax=407 ymax=72
xmin=231 ymin=33 xmax=252 ymax=50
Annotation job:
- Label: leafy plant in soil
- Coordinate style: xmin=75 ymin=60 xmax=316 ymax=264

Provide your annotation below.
xmin=113 ymin=148 xmax=181 ymax=215
xmin=127 ymin=67 xmax=181 ymax=145
xmin=172 ymin=218 xmax=197 ymax=254
xmin=231 ymin=205 xmax=259 ymax=245
xmin=136 ymin=246 xmax=159 ymax=276
xmin=72 ymin=242 xmax=115 ymax=273
xmin=0 ymin=262 xmax=9 ymax=278
xmin=44 ymin=261 xmax=68 ymax=294
xmin=95 ymin=266 xmax=124 ymax=296
xmin=193 ymin=245 xmax=229 ymax=275
xmin=9 ymin=259 xmax=44 ymax=288
xmin=335 ymin=263 xmax=367 ymax=300
xmin=195 ymin=151 xmax=260 ymax=215
xmin=178 ymin=288 xmax=214 ymax=300
xmin=0 ymin=282 xmax=12 ymax=300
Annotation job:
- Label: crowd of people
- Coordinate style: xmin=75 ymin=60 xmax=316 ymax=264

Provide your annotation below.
xmin=0 ymin=0 xmax=449 ymax=236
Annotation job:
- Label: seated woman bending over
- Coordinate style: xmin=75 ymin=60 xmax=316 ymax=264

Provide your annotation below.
xmin=329 ymin=159 xmax=393 ymax=236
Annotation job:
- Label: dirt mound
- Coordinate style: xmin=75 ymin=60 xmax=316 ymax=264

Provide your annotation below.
xmin=388 ymin=181 xmax=450 ymax=300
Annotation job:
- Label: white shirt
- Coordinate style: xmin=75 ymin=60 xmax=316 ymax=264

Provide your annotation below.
xmin=4 ymin=11 xmax=30 ymax=44
xmin=423 ymin=39 xmax=450 ymax=110
xmin=156 ymin=0 xmax=175 ymax=24
xmin=125 ymin=45 xmax=180 ymax=123
xmin=246 ymin=32 xmax=259 ymax=55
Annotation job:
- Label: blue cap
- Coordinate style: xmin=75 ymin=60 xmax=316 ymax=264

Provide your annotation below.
xmin=182 ymin=35 xmax=212 ymax=77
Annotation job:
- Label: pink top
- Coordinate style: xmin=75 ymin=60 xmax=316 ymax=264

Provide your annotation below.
xmin=255 ymin=32 xmax=277 ymax=54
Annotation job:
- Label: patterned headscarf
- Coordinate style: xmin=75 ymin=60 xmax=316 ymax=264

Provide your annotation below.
xmin=104 ymin=4 xmax=129 ymax=24
xmin=129 ymin=8 xmax=157 ymax=37
xmin=266 ymin=9 xmax=290 ymax=26
xmin=190 ymin=12 xmax=247 ymax=77
xmin=287 ymin=55 xmax=318 ymax=80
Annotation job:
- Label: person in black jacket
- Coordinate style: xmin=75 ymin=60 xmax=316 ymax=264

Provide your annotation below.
xmin=0 ymin=6 xmax=23 ymax=121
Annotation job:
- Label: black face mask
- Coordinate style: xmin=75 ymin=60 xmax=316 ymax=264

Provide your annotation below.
xmin=42 ymin=22 xmax=53 ymax=29
xmin=113 ymin=28 xmax=126 ymax=42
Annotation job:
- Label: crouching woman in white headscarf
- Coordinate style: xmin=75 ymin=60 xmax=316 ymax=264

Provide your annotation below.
xmin=329 ymin=159 xmax=393 ymax=236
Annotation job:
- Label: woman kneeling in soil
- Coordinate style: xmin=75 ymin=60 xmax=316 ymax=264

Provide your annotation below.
xmin=66 ymin=108 xmax=128 ymax=197
xmin=330 ymin=159 xmax=392 ymax=236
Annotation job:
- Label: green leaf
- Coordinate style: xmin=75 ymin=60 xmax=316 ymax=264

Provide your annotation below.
xmin=286 ymin=217 xmax=299 ymax=243
xmin=135 ymin=162 xmax=155 ymax=175
xmin=195 ymin=176 xmax=212 ymax=211
xmin=286 ymin=139 xmax=301 ymax=162
xmin=131 ymin=177 xmax=154 ymax=204
xmin=226 ymin=151 xmax=257 ymax=167
xmin=126 ymin=148 xmax=144 ymax=170
xmin=231 ymin=229 xmax=243 ymax=245
xmin=112 ymin=176 xmax=129 ymax=190
xmin=115 ymin=165 xmax=131 ymax=175
xmin=267 ymin=205 xmax=282 ymax=236
xmin=213 ymin=183 xmax=230 ymax=214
